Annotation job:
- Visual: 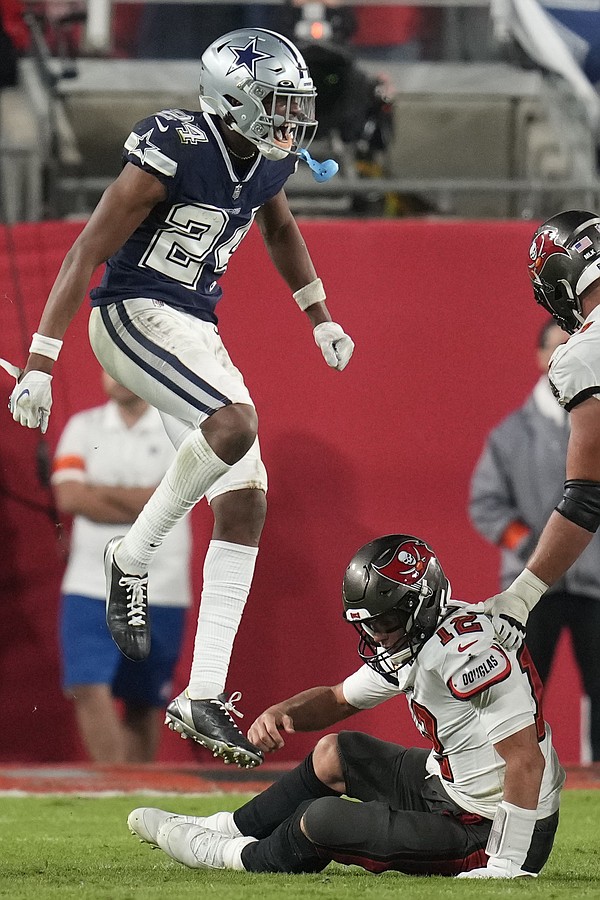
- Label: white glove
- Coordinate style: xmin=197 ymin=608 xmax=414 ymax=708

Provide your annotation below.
xmin=466 ymin=600 xmax=525 ymax=652
xmin=481 ymin=569 xmax=548 ymax=651
xmin=8 ymin=369 xmax=53 ymax=434
xmin=313 ymin=322 xmax=354 ymax=371
xmin=485 ymin=610 xmax=527 ymax=651
xmin=456 ymin=859 xmax=536 ymax=879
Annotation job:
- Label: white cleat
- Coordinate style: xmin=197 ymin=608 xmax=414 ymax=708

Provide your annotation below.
xmin=128 ymin=807 xmax=195 ymax=846
xmin=128 ymin=807 xmax=242 ymax=846
xmin=156 ymin=819 xmax=257 ymax=870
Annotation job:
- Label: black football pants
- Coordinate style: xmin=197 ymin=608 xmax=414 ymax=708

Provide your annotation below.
xmin=238 ymin=732 xmax=556 ymax=876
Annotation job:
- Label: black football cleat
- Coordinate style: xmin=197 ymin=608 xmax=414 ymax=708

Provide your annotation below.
xmin=165 ymin=691 xmax=263 ymax=768
xmin=104 ymin=536 xmax=150 ymax=661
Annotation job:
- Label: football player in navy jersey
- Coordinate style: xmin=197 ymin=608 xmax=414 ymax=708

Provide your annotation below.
xmin=127 ymin=535 xmax=564 ymax=879
xmin=479 ymin=211 xmax=600 ymax=653
xmin=7 ymin=28 xmax=354 ymax=768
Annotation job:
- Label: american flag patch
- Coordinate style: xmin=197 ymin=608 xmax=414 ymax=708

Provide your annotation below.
xmin=573 ymin=236 xmax=593 ymax=253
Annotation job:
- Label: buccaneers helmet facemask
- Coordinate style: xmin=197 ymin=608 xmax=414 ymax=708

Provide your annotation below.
xmin=528 ymin=210 xmax=600 ymax=334
xmin=342 ymin=535 xmax=451 ymax=675
xmin=199 ymin=28 xmax=317 ymax=161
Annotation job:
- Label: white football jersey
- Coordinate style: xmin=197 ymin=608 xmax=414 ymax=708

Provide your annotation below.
xmin=342 ymin=603 xmax=565 ymax=819
xmin=548 ymin=304 xmax=600 ymax=410
xmin=52 ymin=401 xmax=192 ymax=607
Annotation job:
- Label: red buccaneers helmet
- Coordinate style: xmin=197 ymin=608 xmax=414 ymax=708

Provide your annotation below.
xmin=528 ymin=210 xmax=600 ymax=334
xmin=342 ymin=534 xmax=451 ymax=674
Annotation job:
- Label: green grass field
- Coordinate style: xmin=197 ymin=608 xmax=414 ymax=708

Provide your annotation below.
xmin=0 ymin=791 xmax=599 ymax=899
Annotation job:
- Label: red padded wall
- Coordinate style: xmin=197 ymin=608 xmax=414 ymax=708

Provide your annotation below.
xmin=0 ymin=218 xmax=582 ymax=764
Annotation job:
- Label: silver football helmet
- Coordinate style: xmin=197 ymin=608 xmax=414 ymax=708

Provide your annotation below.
xmin=199 ymin=28 xmax=318 ymax=161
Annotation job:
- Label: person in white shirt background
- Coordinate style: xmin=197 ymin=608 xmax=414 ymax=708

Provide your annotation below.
xmin=52 ymin=371 xmax=192 ymax=763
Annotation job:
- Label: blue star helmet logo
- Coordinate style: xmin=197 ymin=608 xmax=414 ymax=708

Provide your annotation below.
xmin=226 ymin=38 xmax=272 ymax=78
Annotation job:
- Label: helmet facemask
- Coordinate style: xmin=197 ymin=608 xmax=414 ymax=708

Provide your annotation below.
xmin=353 ymin=581 xmax=438 ymax=675
xmin=240 ymin=82 xmax=317 ymax=160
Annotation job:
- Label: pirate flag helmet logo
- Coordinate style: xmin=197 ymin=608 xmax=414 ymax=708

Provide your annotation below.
xmin=372 ymin=538 xmax=435 ymax=588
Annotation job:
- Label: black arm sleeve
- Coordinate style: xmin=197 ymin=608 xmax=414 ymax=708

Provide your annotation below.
xmin=555 ymin=479 xmax=600 ymax=532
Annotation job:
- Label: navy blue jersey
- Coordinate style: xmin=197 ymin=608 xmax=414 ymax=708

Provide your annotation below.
xmin=90 ymin=109 xmax=297 ymax=323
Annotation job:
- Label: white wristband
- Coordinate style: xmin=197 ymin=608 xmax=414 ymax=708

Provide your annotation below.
xmin=29 ymin=332 xmax=63 ymax=361
xmin=507 ymin=569 xmax=548 ymax=614
xmin=293 ymin=277 xmax=326 ymax=311
xmin=486 ymin=801 xmax=538 ymax=868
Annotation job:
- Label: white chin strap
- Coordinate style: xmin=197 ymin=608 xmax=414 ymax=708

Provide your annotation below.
xmin=257 ymin=141 xmax=289 ymax=161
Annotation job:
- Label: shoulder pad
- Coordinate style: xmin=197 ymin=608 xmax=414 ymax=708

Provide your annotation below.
xmin=420 ymin=608 xmax=495 ymax=673
xmin=549 ymin=333 xmax=600 ymax=410
xmin=420 ymin=605 xmax=514 ymax=699
xmin=124 ymin=122 xmax=178 ymax=178
xmin=447 ymin=644 xmax=512 ymax=699
xmin=153 ymin=109 xmax=210 ymax=147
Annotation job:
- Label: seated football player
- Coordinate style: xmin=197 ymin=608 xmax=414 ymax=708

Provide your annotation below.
xmin=127 ymin=534 xmax=565 ymax=879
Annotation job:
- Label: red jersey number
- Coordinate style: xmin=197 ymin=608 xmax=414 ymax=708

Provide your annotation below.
xmin=436 ymin=614 xmax=484 ymax=646
xmin=410 ymin=699 xmax=454 ymax=782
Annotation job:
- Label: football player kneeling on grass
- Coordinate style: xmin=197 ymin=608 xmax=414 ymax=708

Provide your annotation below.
xmin=128 ymin=533 xmax=564 ymax=878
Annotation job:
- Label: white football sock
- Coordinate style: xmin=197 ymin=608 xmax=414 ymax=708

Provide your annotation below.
xmin=222 ymin=835 xmax=257 ymax=870
xmin=187 ymin=540 xmax=259 ymax=699
xmin=195 ymin=810 xmax=241 ymax=837
xmin=116 ymin=430 xmax=230 ymax=575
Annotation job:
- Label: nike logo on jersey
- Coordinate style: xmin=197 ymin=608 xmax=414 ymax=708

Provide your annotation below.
xmin=154 ymin=117 xmax=169 ymax=132
xmin=457 ymin=640 xmax=478 ymax=653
